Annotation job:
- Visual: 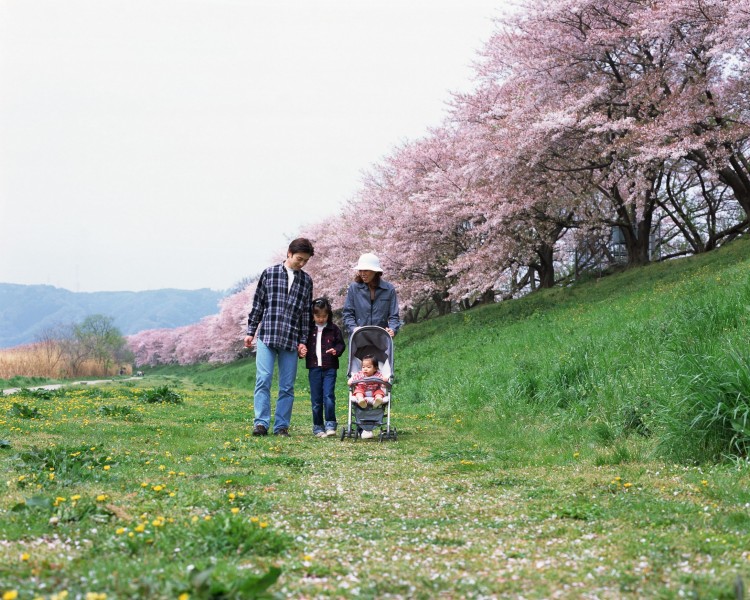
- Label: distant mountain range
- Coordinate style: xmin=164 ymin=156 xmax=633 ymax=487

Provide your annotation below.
xmin=0 ymin=283 xmax=225 ymax=348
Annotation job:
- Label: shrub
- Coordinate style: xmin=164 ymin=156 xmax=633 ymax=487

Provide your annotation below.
xmin=96 ymin=404 xmax=142 ymax=421
xmin=9 ymin=402 xmax=42 ymax=419
xmin=140 ymin=385 xmax=183 ymax=404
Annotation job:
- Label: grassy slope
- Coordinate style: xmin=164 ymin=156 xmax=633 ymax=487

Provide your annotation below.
xmin=4 ymin=239 xmax=746 ymax=598
xmin=150 ymin=234 xmax=750 ymax=463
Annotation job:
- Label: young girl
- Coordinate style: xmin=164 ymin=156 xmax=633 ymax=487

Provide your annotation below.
xmin=305 ymin=297 xmax=346 ymax=438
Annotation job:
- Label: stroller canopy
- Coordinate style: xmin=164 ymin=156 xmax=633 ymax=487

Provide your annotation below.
xmin=347 ymin=326 xmax=394 ymax=381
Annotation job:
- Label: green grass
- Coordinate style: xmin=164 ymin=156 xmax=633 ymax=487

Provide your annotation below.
xmin=2 ymin=237 xmax=750 ymax=598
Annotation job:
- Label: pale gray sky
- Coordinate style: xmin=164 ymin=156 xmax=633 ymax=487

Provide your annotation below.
xmin=1 ymin=0 xmax=505 ymax=292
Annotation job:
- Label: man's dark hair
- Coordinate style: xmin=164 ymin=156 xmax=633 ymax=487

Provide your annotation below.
xmin=288 ymin=237 xmax=315 ymax=256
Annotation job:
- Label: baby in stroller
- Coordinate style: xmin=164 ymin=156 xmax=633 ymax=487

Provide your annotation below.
xmin=348 ymin=355 xmax=386 ymax=409
xmin=341 ymin=325 xmax=397 ymax=441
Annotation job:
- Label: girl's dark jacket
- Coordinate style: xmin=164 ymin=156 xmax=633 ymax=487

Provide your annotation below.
xmin=305 ymin=322 xmax=346 ymax=370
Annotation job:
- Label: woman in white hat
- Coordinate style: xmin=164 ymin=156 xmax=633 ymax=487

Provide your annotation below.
xmin=342 ymin=253 xmax=400 ymax=338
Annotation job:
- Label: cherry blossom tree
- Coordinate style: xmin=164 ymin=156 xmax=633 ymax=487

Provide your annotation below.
xmin=127 ymin=0 xmax=750 ymax=365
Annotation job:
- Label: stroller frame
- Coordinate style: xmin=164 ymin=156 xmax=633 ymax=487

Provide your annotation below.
xmin=340 ymin=325 xmax=397 ymax=442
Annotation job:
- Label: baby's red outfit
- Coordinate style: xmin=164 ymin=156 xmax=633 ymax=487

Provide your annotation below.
xmin=350 ymin=369 xmax=386 ymax=398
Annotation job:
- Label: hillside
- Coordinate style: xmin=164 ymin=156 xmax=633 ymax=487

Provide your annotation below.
xmin=0 ymin=283 xmax=224 ymax=348
xmin=56 ymin=238 xmax=747 ymax=597
xmin=153 ymin=235 xmax=750 ymax=463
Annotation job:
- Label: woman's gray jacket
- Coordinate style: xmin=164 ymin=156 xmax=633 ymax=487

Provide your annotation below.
xmin=342 ymin=279 xmax=400 ymax=336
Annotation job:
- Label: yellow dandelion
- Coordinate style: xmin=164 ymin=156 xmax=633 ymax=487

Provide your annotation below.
xmin=231 ymin=507 xmax=240 ymax=514
xmin=71 ymin=494 xmax=81 ymax=501
xmin=96 ymin=494 xmax=108 ymax=502
xmin=103 ymin=465 xmax=111 ymax=471
xmin=134 ymin=524 xmax=146 ymax=533
xmin=204 ymin=515 xmax=212 ymax=521
xmin=259 ymin=521 xmax=268 ymax=528
xmin=178 ymin=593 xmax=190 ymax=600
xmin=228 ymin=492 xmax=236 ymax=500
xmin=624 ymin=482 xmax=633 ymax=488
xmin=141 ymin=482 xmax=148 ymax=488
xmin=3 ymin=591 xmax=19 ymax=600
xmin=116 ymin=528 xmax=126 ymax=535
xmin=250 ymin=516 xmax=259 ymax=523
xmin=20 ymin=552 xmax=30 ymax=561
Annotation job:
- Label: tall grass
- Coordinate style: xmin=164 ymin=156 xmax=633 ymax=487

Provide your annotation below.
xmin=0 ymin=344 xmax=127 ymax=383
xmin=394 ymin=236 xmax=750 ymax=464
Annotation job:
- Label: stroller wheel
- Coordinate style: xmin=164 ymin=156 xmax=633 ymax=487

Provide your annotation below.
xmin=340 ymin=428 xmax=346 ymax=441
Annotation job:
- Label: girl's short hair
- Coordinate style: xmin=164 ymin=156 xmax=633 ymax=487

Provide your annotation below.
xmin=361 ymin=354 xmax=378 ymax=368
xmin=311 ymin=297 xmax=333 ymax=324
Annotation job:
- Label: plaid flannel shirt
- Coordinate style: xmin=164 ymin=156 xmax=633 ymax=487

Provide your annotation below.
xmin=247 ymin=263 xmax=313 ymax=352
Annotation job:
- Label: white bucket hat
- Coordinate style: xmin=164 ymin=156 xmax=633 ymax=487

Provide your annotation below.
xmin=355 ymin=253 xmax=383 ymax=272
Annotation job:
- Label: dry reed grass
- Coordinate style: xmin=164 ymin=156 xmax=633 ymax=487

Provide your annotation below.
xmin=0 ymin=343 xmax=127 ymax=379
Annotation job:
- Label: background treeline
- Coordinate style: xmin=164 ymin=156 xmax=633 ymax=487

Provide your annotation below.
xmin=0 ymin=315 xmax=131 ymax=382
xmin=0 ymin=284 xmax=223 ymax=348
xmin=128 ymin=0 xmax=750 ymax=366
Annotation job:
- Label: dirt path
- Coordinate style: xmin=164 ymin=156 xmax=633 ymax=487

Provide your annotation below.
xmin=1 ymin=377 xmax=142 ymax=396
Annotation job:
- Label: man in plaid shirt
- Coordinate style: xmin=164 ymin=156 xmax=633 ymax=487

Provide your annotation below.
xmin=245 ymin=238 xmax=314 ymax=437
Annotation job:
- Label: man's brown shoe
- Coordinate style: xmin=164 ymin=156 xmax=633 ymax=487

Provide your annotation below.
xmin=252 ymin=424 xmax=268 ymax=436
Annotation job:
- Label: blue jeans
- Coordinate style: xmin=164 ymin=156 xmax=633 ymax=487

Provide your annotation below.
xmin=308 ymin=367 xmax=338 ymax=433
xmin=253 ymin=339 xmax=299 ymax=433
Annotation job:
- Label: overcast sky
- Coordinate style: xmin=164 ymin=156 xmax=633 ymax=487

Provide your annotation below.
xmin=1 ymin=0 xmax=506 ymax=293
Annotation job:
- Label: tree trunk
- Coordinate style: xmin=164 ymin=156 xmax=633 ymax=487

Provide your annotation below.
xmin=535 ymin=242 xmax=556 ymax=288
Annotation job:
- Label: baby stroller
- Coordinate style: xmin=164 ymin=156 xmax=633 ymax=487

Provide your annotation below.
xmin=340 ymin=325 xmax=397 ymax=442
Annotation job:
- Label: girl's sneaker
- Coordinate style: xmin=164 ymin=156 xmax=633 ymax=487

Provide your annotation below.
xmin=361 ymin=430 xmax=373 ymax=439
xmin=315 ymin=431 xmax=327 ymax=438
xmin=325 ymin=429 xmax=337 ymax=437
